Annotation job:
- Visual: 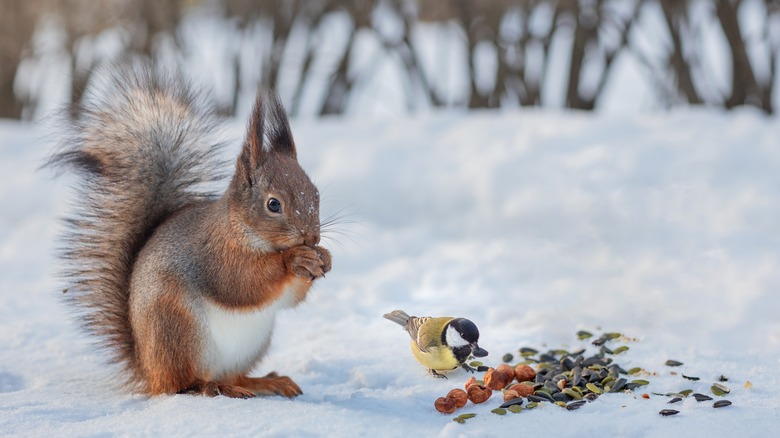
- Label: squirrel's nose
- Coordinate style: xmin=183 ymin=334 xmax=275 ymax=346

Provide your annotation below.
xmin=303 ymin=234 xmax=320 ymax=246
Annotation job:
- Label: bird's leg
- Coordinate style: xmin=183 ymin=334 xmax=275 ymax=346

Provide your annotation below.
xmin=429 ymin=369 xmax=448 ymax=379
xmin=461 ymin=363 xmax=477 ymax=373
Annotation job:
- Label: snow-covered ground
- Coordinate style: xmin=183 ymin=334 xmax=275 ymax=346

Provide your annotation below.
xmin=1 ymin=108 xmax=779 ymax=436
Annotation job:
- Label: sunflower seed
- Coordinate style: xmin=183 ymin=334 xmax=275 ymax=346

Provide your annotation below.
xmin=713 ymin=400 xmax=732 ymax=408
xmin=567 ymin=400 xmax=587 ymax=410
xmin=668 ymin=397 xmax=682 ymax=404
xmin=502 ymin=353 xmax=514 ymax=363
xmin=718 ymin=375 xmax=729 ymax=382
xmin=693 ymin=393 xmax=713 ymax=402
xmin=665 ymin=360 xmax=684 ymax=367
xmin=682 ymin=374 xmax=700 ymax=381
xmin=477 ymin=366 xmax=490 ymax=372
xmin=659 ymin=409 xmax=679 ymax=416
xmin=499 ymin=397 xmax=524 ymax=408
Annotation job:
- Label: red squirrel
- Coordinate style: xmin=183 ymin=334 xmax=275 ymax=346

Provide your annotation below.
xmin=50 ymin=59 xmax=331 ymax=398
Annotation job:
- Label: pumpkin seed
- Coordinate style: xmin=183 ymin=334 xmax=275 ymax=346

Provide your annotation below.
xmin=554 ymin=401 xmax=567 ymax=408
xmin=563 ymin=388 xmax=583 ymax=400
xmin=612 ymin=346 xmax=629 ymax=355
xmin=678 ymin=389 xmax=693 ymax=397
xmin=520 ymin=347 xmax=538 ymax=357
xmin=659 ymin=409 xmax=679 ymax=416
xmin=526 ymin=402 xmax=539 ymax=409
xmin=452 ymin=418 xmax=466 ymax=424
xmin=713 ymin=400 xmax=732 ymax=408
xmin=457 ymin=413 xmax=477 ymax=419
xmin=577 ymin=330 xmax=593 ymax=340
xmin=627 ymin=367 xmax=642 ymax=375
xmin=711 ymin=383 xmax=730 ymax=396
xmin=469 ymin=360 xmax=483 ymax=368
xmin=630 ymin=379 xmax=649 ymax=386
xmin=665 ymin=360 xmax=684 ymax=367
xmin=508 ymin=405 xmax=523 ymax=413
xmin=585 ymin=383 xmax=603 ymax=394
xmin=491 ymin=408 xmax=507 ymax=415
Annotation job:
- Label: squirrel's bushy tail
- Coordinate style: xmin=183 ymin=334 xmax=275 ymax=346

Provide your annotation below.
xmin=50 ymin=59 xmax=227 ymax=387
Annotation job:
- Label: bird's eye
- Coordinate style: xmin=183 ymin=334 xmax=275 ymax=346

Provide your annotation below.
xmin=267 ymin=198 xmax=282 ymax=213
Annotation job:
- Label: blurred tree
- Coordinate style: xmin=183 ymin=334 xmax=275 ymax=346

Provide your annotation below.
xmin=0 ymin=0 xmax=40 ymax=118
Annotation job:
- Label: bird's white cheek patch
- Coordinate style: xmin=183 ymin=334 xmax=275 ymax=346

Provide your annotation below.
xmin=446 ymin=325 xmax=469 ymax=347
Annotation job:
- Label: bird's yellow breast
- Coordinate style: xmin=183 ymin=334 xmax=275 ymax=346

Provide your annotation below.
xmin=410 ymin=341 xmax=460 ymax=371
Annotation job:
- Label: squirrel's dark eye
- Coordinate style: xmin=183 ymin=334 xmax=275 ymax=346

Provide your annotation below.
xmin=267 ymin=198 xmax=282 ymax=213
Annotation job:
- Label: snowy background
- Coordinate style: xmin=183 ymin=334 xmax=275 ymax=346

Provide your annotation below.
xmin=2 ymin=0 xmax=780 ymax=436
xmin=2 ymin=106 xmax=780 ymax=436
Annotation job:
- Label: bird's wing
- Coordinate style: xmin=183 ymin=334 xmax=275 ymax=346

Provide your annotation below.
xmin=414 ymin=317 xmax=452 ymax=352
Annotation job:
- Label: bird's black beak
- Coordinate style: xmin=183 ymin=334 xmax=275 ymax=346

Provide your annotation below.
xmin=470 ymin=344 xmax=488 ymax=358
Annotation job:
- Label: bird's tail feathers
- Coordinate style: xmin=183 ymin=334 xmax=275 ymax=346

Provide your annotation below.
xmin=383 ymin=310 xmax=411 ymax=327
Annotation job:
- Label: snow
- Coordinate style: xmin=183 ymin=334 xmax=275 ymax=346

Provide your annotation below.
xmin=2 ymin=108 xmax=780 ymax=436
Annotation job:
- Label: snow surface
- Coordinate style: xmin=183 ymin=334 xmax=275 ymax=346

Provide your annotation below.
xmin=1 ymin=108 xmax=779 ymax=436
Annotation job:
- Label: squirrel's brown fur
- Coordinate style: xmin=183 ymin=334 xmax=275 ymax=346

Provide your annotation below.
xmin=50 ymin=59 xmax=331 ymax=398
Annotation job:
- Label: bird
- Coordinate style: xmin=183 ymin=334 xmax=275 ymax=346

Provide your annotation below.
xmin=383 ymin=310 xmax=488 ymax=378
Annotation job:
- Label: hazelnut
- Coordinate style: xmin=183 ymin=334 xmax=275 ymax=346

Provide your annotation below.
xmin=446 ymin=389 xmax=468 ymax=408
xmin=466 ymin=384 xmax=493 ymax=404
xmin=484 ymin=367 xmax=512 ymax=390
xmin=464 ymin=376 xmax=478 ymax=390
xmin=508 ymin=383 xmax=534 ymax=397
xmin=496 ymin=364 xmax=516 ymax=382
xmin=434 ymin=396 xmax=457 ymax=414
xmin=514 ymin=364 xmax=536 ymax=382
xmin=503 ymin=389 xmax=520 ymax=402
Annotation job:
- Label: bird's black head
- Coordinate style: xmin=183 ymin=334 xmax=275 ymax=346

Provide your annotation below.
xmin=446 ymin=318 xmax=488 ymax=358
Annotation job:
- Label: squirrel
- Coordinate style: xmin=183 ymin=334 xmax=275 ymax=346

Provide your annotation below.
xmin=49 ymin=59 xmax=331 ymax=398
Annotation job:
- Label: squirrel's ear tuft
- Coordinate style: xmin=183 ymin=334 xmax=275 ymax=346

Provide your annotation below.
xmin=236 ymin=91 xmax=296 ymax=186
xmin=236 ymin=92 xmax=267 ymax=186
xmin=264 ymin=91 xmax=296 ymax=159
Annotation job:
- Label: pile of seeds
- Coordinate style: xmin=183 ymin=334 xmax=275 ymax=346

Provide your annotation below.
xmin=436 ymin=330 xmax=738 ymax=422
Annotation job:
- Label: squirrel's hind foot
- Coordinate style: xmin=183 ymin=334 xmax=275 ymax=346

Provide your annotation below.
xmin=232 ymin=373 xmax=303 ymax=398
xmin=177 ymin=380 xmax=256 ymax=399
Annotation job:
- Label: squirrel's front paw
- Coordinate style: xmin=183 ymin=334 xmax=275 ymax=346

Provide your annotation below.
xmin=285 ymin=245 xmax=331 ymax=280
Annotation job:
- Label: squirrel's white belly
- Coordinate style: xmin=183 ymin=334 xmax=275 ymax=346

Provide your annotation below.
xmin=200 ymin=288 xmax=296 ymax=378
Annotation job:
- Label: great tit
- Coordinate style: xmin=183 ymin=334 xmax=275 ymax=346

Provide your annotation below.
xmin=383 ymin=310 xmax=488 ymax=378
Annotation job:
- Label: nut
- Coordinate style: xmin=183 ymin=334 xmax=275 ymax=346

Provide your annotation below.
xmin=503 ymin=389 xmax=520 ymax=402
xmin=496 ymin=364 xmax=516 ymax=382
xmin=467 ymin=384 xmax=493 ymax=404
xmin=464 ymin=376 xmax=478 ymax=390
xmin=434 ymin=397 xmax=457 ymax=414
xmin=447 ymin=389 xmax=468 ymax=408
xmin=514 ymin=364 xmax=536 ymax=382
xmin=484 ymin=367 xmax=512 ymax=390
xmin=508 ymin=383 xmax=535 ymax=397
